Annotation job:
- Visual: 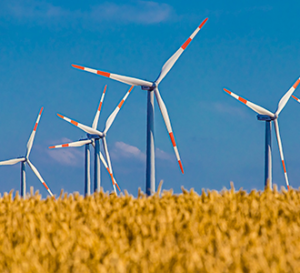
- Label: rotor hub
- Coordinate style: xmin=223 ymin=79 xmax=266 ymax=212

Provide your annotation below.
xmin=141 ymin=83 xmax=156 ymax=91
xmin=87 ymin=133 xmax=101 ymax=140
xmin=257 ymin=115 xmax=275 ymax=121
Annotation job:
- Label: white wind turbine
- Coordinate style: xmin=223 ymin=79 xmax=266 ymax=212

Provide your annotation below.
xmin=71 ymin=18 xmax=208 ymax=195
xmin=50 ymin=85 xmax=134 ymax=194
xmin=0 ymin=107 xmax=54 ymax=197
xmin=49 ymin=85 xmax=119 ymax=195
xmin=224 ymin=77 xmax=300 ymax=189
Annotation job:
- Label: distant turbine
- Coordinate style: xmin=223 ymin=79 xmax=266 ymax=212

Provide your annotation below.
xmin=0 ymin=108 xmax=54 ymax=197
xmin=51 ymin=85 xmax=134 ymax=194
xmin=49 ymin=85 xmax=119 ymax=195
xmin=224 ymin=77 xmax=300 ymax=189
xmin=71 ymin=18 xmax=208 ymax=195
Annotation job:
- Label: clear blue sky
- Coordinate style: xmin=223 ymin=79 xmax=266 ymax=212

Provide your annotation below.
xmin=0 ymin=0 xmax=300 ymax=197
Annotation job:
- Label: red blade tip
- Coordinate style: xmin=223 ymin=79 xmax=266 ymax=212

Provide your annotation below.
xmin=292 ymin=95 xmax=299 ymax=100
xmin=128 ymin=85 xmax=134 ymax=93
xmin=293 ymin=78 xmax=300 ymax=89
xmin=72 ymin=64 xmax=84 ymax=70
xmin=224 ymin=88 xmax=231 ymax=94
xmin=103 ymin=85 xmax=107 ymax=93
xmin=57 ymin=114 xmax=64 ymax=119
xmin=179 ymin=160 xmax=184 ymax=174
xmin=199 ymin=18 xmax=208 ymax=29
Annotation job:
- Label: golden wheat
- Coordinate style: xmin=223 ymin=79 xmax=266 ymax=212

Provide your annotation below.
xmin=0 ymin=184 xmax=299 ymax=272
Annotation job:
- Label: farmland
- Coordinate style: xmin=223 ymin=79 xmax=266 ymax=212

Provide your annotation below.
xmin=0 ymin=184 xmax=299 ymax=272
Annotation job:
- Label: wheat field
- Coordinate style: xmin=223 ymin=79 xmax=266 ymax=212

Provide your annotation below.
xmin=0 ymin=183 xmax=299 ymax=272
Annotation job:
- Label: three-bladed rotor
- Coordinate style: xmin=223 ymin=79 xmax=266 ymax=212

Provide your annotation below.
xmin=0 ymin=107 xmax=54 ymax=197
xmin=224 ymin=77 xmax=300 ymax=189
xmin=51 ymin=85 xmax=134 ymax=192
xmin=71 ymin=18 xmax=209 ymax=174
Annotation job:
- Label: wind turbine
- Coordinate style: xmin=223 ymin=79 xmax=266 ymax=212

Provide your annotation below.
xmin=71 ymin=18 xmax=208 ymax=195
xmin=0 ymin=107 xmax=54 ymax=198
xmin=49 ymin=85 xmax=119 ymax=195
xmin=224 ymin=77 xmax=300 ymax=189
xmin=50 ymin=85 xmax=134 ymax=194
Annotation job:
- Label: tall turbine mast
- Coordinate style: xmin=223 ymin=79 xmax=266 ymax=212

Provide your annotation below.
xmin=50 ymin=85 xmax=133 ymax=194
xmin=224 ymin=77 xmax=300 ymax=189
xmin=71 ymin=18 xmax=208 ymax=195
xmin=0 ymin=108 xmax=54 ymax=198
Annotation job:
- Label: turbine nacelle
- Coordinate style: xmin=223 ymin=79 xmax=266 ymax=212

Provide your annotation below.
xmin=0 ymin=107 xmax=54 ymax=197
xmin=52 ymin=85 xmax=133 ymax=194
xmin=257 ymin=115 xmax=275 ymax=121
xmin=87 ymin=133 xmax=102 ymax=140
xmin=141 ymin=84 xmax=156 ymax=91
xmin=224 ymin=76 xmax=300 ymax=190
xmin=70 ymin=19 xmax=210 ymax=187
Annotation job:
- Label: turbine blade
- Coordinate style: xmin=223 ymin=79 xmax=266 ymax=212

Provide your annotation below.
xmin=275 ymin=77 xmax=300 ymax=116
xmin=57 ymin=114 xmax=103 ymax=137
xmin=26 ymin=107 xmax=43 ymax=158
xmin=224 ymin=88 xmax=275 ymax=117
xmin=102 ymin=137 xmax=120 ymax=192
xmin=155 ymin=18 xmax=208 ymax=85
xmin=49 ymin=139 xmax=92 ymax=149
xmin=27 ymin=160 xmax=54 ymax=197
xmin=154 ymin=88 xmax=184 ymax=173
xmin=92 ymin=85 xmax=107 ymax=129
xmin=72 ymin=64 xmax=153 ymax=87
xmin=273 ymin=119 xmax=290 ymax=190
xmin=292 ymin=94 xmax=300 ymax=103
xmin=104 ymin=86 xmax=134 ymax=134
xmin=99 ymin=151 xmax=119 ymax=187
xmin=0 ymin=157 xmax=25 ymax=166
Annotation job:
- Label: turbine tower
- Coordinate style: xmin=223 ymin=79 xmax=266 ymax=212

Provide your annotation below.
xmin=49 ymin=85 xmax=119 ymax=195
xmin=0 ymin=108 xmax=54 ymax=197
xmin=224 ymin=77 xmax=300 ymax=189
xmin=71 ymin=18 xmax=208 ymax=195
xmin=51 ymin=85 xmax=134 ymax=194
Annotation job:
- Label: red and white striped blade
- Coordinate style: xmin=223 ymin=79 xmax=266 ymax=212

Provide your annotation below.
xmin=92 ymin=85 xmax=107 ymax=129
xmin=224 ymin=88 xmax=275 ymax=117
xmin=273 ymin=119 xmax=290 ymax=190
xmin=154 ymin=88 xmax=184 ymax=173
xmin=27 ymin=160 xmax=54 ymax=197
xmin=90 ymin=140 xmax=118 ymax=185
xmin=57 ymin=114 xmax=103 ymax=137
xmin=102 ymin=137 xmax=120 ymax=192
xmin=49 ymin=139 xmax=92 ymax=149
xmin=155 ymin=18 xmax=208 ymax=85
xmin=99 ymin=151 xmax=119 ymax=187
xmin=26 ymin=107 xmax=43 ymax=158
xmin=72 ymin=64 xmax=153 ymax=87
xmin=0 ymin=157 xmax=25 ymax=166
xmin=275 ymin=77 xmax=300 ymax=116
xmin=292 ymin=94 xmax=300 ymax=103
xmin=104 ymin=86 xmax=134 ymax=134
